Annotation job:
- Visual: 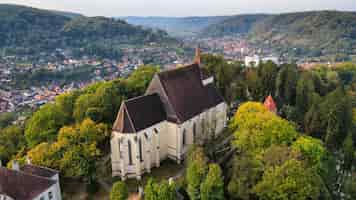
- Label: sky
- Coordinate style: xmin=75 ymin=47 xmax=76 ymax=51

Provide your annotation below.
xmin=1 ymin=0 xmax=356 ymax=17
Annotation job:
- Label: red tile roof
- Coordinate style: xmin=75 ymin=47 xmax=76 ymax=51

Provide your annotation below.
xmin=264 ymin=95 xmax=277 ymax=113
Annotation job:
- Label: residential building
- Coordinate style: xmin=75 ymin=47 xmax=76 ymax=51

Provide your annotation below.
xmin=0 ymin=161 xmax=62 ymax=200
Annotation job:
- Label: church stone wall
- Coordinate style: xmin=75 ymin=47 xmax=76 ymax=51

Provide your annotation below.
xmin=111 ymin=102 xmax=227 ymax=180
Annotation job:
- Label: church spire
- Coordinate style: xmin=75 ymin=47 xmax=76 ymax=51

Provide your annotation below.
xmin=194 ymin=46 xmax=201 ymax=65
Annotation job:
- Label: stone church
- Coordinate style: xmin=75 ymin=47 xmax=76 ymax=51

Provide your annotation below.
xmin=111 ymin=50 xmax=228 ymax=180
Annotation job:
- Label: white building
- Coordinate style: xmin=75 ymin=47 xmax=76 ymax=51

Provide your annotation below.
xmin=245 ymin=55 xmax=260 ymax=67
xmin=245 ymin=55 xmax=279 ymax=67
xmin=111 ymin=50 xmax=228 ymax=180
xmin=0 ymin=161 xmax=62 ymax=200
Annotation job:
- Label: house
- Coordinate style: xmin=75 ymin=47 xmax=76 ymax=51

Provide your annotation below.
xmin=245 ymin=55 xmax=279 ymax=67
xmin=111 ymin=48 xmax=228 ymax=180
xmin=0 ymin=161 xmax=62 ymax=200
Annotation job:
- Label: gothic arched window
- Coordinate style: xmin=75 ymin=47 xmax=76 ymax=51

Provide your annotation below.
xmin=128 ymin=140 xmax=133 ymax=165
xmin=193 ymin=123 xmax=197 ymax=142
xmin=182 ymin=129 xmax=186 ymax=147
xmin=139 ymin=138 xmax=143 ymax=162
xmin=118 ymin=139 xmax=121 ymax=158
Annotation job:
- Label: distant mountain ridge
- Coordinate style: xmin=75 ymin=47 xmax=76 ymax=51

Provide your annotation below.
xmin=120 ymin=16 xmax=229 ymax=37
xmin=0 ymin=4 xmax=176 ymax=58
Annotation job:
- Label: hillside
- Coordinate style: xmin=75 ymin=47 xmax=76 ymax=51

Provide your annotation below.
xmin=248 ymin=11 xmax=356 ymax=58
xmin=201 ymin=11 xmax=356 ymax=58
xmin=0 ymin=4 xmax=176 ymax=58
xmin=199 ymin=14 xmax=269 ymax=37
xmin=121 ymin=16 xmax=228 ymax=37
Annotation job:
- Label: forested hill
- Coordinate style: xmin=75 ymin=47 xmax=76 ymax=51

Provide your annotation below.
xmin=121 ymin=16 xmax=229 ymax=38
xmin=201 ymin=11 xmax=356 ymax=57
xmin=0 ymin=4 xmax=176 ymax=57
xmin=199 ymin=14 xmax=269 ymax=37
xmin=248 ymin=11 xmax=356 ymax=57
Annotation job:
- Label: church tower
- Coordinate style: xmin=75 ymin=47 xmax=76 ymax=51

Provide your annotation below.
xmin=194 ymin=46 xmax=201 ymax=65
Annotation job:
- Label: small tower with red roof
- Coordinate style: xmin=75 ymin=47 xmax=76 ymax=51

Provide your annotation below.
xmin=264 ymin=95 xmax=277 ymax=114
xmin=194 ymin=46 xmax=201 ymax=65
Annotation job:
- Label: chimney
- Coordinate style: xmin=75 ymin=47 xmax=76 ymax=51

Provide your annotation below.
xmin=12 ymin=160 xmax=20 ymax=171
xmin=194 ymin=46 xmax=201 ymax=65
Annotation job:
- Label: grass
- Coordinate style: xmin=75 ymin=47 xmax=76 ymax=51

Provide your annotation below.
xmin=61 ymin=159 xmax=184 ymax=199
xmin=111 ymin=159 xmax=184 ymax=193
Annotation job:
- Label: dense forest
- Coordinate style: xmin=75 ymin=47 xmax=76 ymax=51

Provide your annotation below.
xmin=0 ymin=4 xmax=176 ymax=58
xmin=1 ymin=56 xmax=356 ymax=199
xmin=199 ymin=14 xmax=268 ymax=37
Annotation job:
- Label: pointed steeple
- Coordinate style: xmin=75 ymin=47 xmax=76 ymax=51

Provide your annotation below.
xmin=264 ymin=95 xmax=277 ymax=114
xmin=194 ymin=46 xmax=201 ymax=65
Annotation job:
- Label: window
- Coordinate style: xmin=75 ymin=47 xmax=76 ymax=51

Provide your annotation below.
xmin=193 ymin=123 xmax=196 ymax=142
xmin=139 ymin=138 xmax=143 ymax=162
xmin=48 ymin=191 xmax=53 ymax=200
xmin=128 ymin=140 xmax=133 ymax=165
xmin=118 ymin=139 xmax=121 ymax=158
xmin=182 ymin=129 xmax=186 ymax=147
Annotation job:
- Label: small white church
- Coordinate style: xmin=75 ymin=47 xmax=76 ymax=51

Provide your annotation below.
xmin=110 ymin=49 xmax=228 ymax=180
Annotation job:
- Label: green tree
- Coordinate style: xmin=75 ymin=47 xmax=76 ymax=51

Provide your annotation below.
xmin=144 ymin=179 xmax=176 ymax=200
xmin=232 ymin=102 xmax=298 ymax=155
xmin=145 ymin=178 xmax=158 ymax=200
xmin=110 ymin=181 xmax=129 ymax=200
xmin=227 ymin=154 xmax=263 ymax=200
xmin=261 ymin=145 xmax=301 ymax=168
xmin=73 ymin=93 xmax=97 ymax=122
xmin=342 ymin=133 xmax=354 ymax=170
xmin=201 ymin=164 xmax=224 ymax=200
xmin=0 ymin=112 xmax=16 ymax=129
xmin=254 ymin=159 xmax=322 ymax=200
xmin=0 ymin=126 xmax=25 ymax=164
xmin=93 ymin=81 xmax=125 ymax=123
xmin=27 ymin=119 xmax=108 ymax=179
xmin=157 ymin=181 xmax=176 ymax=200
xmin=323 ymin=89 xmax=352 ymax=149
xmin=258 ymin=61 xmax=278 ymax=98
xmin=292 ymin=136 xmax=326 ymax=169
xmin=275 ymin=64 xmax=298 ymax=105
xmin=344 ymin=175 xmax=356 ymax=200
xmin=25 ymin=104 xmax=69 ymax=147
xmin=186 ymin=146 xmax=208 ymax=200
xmin=55 ymin=90 xmax=82 ymax=120
xmin=304 ymin=103 xmax=325 ymax=138
xmin=296 ymin=72 xmax=315 ymax=120
xmin=126 ymin=65 xmax=159 ymax=97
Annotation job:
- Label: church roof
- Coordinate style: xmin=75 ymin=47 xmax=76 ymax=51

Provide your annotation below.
xmin=0 ymin=167 xmax=56 ymax=200
xmin=113 ymin=63 xmax=225 ymax=133
xmin=156 ymin=64 xmax=223 ymax=123
xmin=113 ymin=93 xmax=166 ymax=133
xmin=21 ymin=164 xmax=58 ymax=178
xmin=264 ymin=95 xmax=277 ymax=113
